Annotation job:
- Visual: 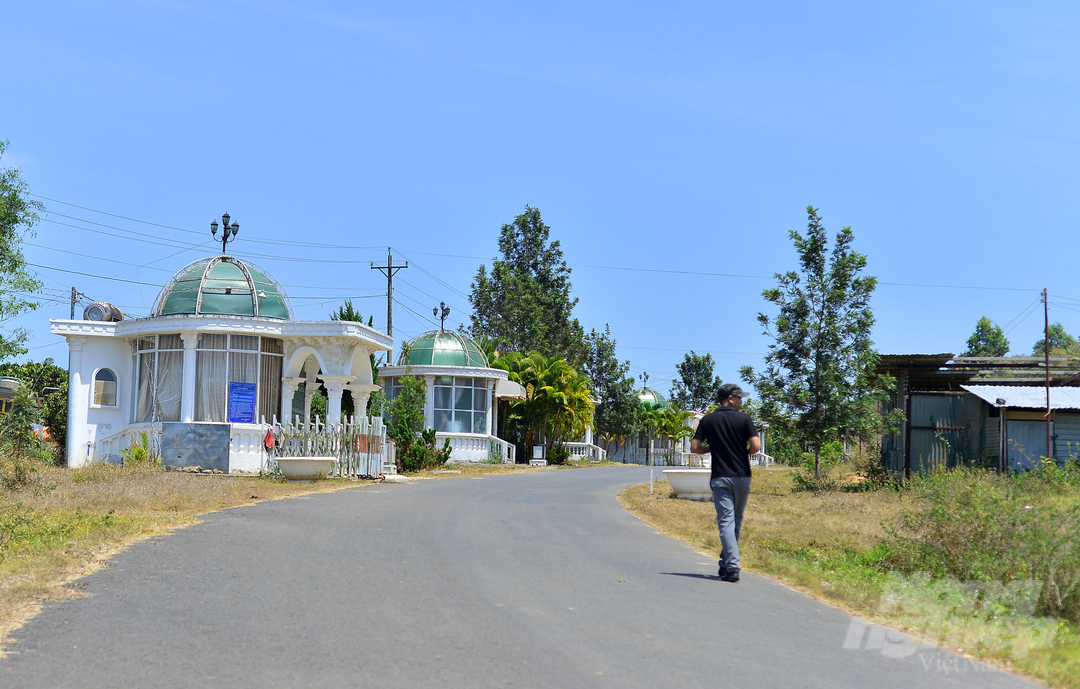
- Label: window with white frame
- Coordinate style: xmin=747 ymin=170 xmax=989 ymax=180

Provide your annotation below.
xmin=92 ymin=368 xmax=118 ymax=407
xmin=193 ymin=334 xmax=284 ymax=423
xmin=133 ymin=334 xmax=183 ymax=423
xmin=433 ymin=376 xmax=487 ymax=434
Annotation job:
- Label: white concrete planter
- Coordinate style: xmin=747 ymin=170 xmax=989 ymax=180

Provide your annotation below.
xmin=663 ymin=468 xmax=712 ymax=501
xmin=277 ymin=457 xmax=335 ymax=483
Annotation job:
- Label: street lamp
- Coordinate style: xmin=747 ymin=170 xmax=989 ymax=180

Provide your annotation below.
xmin=433 ymin=301 xmax=450 ymax=331
xmin=210 ymin=212 xmax=240 ymax=255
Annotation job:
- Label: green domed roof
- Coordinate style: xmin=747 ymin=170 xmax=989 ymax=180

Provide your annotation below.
xmin=399 ymin=330 xmax=488 ymax=368
xmin=638 ymin=387 xmax=668 ymax=408
xmin=153 ymin=257 xmax=291 ymax=319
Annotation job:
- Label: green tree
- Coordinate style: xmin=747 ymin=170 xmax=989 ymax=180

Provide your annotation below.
xmin=494 ymin=351 xmax=594 ymax=462
xmin=1033 ymin=323 xmax=1076 ymax=356
xmin=0 ymin=358 xmax=67 ymax=462
xmin=963 ymin=316 xmax=1009 ymax=357
xmin=741 ymin=206 xmax=898 ymax=480
xmin=582 ymin=325 xmax=641 ymax=455
xmin=469 ymin=205 xmax=585 ymax=366
xmin=670 ymin=350 xmax=722 ymax=411
xmin=0 ymin=141 xmax=44 ymax=361
xmin=385 ymin=374 xmax=451 ymax=472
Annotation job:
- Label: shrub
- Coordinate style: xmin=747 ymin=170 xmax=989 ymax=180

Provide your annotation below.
xmin=884 ymin=464 xmax=1080 ymax=624
xmin=121 ymin=432 xmax=160 ymax=468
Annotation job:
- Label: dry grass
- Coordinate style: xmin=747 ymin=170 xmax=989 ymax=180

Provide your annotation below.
xmin=0 ymin=463 xmax=366 ymax=652
xmin=619 ymin=467 xmax=1080 ymax=688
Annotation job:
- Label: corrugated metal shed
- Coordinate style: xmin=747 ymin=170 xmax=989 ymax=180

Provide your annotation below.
xmin=961 ymin=385 xmax=1080 ymax=410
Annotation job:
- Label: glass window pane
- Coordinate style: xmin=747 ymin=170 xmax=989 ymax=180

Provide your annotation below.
xmin=472 ymin=412 xmax=487 ymax=434
xmin=434 ymin=386 xmax=452 ymax=410
xmin=455 ymin=377 xmax=473 ymax=387
xmin=454 ymin=386 xmax=472 ymax=410
xmin=136 ymin=352 xmax=155 ymax=422
xmin=137 ymin=336 xmax=156 ymax=351
xmin=434 ymin=409 xmax=452 ymax=432
xmin=229 ymin=352 xmax=259 ymax=384
xmin=158 ymin=334 xmax=183 ymax=350
xmin=156 ymin=350 xmax=183 ymax=421
xmin=94 ymin=369 xmax=117 ymax=407
xmin=451 ymin=411 xmax=470 ymax=433
xmin=259 ymin=353 xmax=282 ymax=423
xmin=473 ymin=388 xmax=486 ymax=411
xmin=437 ymin=376 xmax=453 ymax=386
xmin=260 ymin=337 xmax=284 ymax=354
xmin=231 ymin=335 xmax=259 ymax=351
xmin=195 ymin=351 xmax=227 ymax=422
xmin=198 ymin=333 xmax=227 ymax=349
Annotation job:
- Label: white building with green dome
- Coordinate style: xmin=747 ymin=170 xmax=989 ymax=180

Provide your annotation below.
xmin=50 ymin=254 xmax=391 ymax=472
xmin=378 ymin=329 xmax=524 ymax=463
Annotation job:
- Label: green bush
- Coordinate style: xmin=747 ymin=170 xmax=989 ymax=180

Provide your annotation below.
xmin=884 ymin=463 xmax=1080 ymax=624
xmin=387 ymin=375 xmax=452 ymax=472
xmin=120 ymin=432 xmax=160 ymax=468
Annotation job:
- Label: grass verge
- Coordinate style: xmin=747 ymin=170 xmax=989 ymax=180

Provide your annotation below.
xmin=619 ymin=468 xmax=1080 ymax=688
xmin=0 ymin=463 xmax=368 ymax=654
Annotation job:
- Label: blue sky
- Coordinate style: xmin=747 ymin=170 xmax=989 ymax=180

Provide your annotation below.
xmin=3 ymin=1 xmax=1078 ymax=396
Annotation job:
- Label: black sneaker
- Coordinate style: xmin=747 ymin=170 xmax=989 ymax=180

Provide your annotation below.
xmin=717 ymin=562 xmax=727 ymax=577
xmin=719 ymin=568 xmax=740 ymax=583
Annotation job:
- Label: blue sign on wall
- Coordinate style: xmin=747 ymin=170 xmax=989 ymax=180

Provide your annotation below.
xmin=228 ymin=382 xmax=257 ymax=423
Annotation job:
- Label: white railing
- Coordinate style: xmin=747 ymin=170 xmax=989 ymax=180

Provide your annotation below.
xmin=436 ymin=433 xmax=516 ymax=464
xmin=751 ymin=452 xmax=774 ymax=468
xmin=273 ymin=415 xmax=386 ymax=478
xmin=563 ymin=442 xmax=607 ymax=462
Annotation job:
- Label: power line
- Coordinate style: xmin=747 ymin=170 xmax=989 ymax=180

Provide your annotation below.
xmin=26 ymin=263 xmax=160 ymax=286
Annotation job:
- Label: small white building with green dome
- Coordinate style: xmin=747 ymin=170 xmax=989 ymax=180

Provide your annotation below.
xmin=50 ymin=254 xmax=391 ymax=472
xmin=378 ymin=329 xmax=524 ymax=463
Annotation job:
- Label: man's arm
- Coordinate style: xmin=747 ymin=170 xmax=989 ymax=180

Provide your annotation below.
xmin=691 ymin=438 xmax=709 ymax=455
xmin=747 ymin=436 xmax=761 ymax=455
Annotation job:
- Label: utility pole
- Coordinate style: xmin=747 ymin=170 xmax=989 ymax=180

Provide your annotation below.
xmin=1044 ymin=287 xmax=1052 ymax=462
xmin=371 ymin=247 xmax=407 ymax=360
xmin=69 ymin=287 xmax=88 ymax=319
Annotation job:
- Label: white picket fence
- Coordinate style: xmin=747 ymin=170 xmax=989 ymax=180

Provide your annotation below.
xmin=272 ymin=415 xmax=393 ymax=478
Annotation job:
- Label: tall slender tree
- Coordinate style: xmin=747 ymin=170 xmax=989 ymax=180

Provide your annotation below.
xmin=741 ymin=206 xmax=898 ymax=479
xmin=469 ymin=205 xmax=585 ymax=365
xmin=582 ymin=325 xmax=641 ymax=454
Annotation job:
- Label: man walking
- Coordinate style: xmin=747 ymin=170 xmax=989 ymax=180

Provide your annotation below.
xmin=690 ymin=383 xmax=760 ymax=583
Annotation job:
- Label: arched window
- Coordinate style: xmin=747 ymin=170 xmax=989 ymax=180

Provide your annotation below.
xmin=94 ymin=368 xmax=118 ymax=407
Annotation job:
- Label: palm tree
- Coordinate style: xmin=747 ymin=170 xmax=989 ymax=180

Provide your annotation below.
xmin=495 ymin=351 xmax=594 ymax=460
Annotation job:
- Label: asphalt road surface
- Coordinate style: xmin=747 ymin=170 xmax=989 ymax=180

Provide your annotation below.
xmin=0 ymin=466 xmax=1038 ymax=688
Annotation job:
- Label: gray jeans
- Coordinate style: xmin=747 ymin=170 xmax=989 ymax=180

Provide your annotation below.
xmin=711 ymin=476 xmax=751 ymax=571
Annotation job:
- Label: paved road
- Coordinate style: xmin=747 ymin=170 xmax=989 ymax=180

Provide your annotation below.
xmin=1 ymin=467 xmax=1035 ymax=688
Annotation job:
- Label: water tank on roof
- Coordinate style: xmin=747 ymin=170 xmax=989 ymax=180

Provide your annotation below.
xmin=83 ymin=301 xmax=124 ymax=322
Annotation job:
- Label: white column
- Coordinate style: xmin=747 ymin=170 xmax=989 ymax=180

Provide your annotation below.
xmin=347 ymin=383 xmax=381 ymax=418
xmin=319 ymin=375 xmax=354 ymax=427
xmin=180 ymin=333 xmax=198 ymax=423
xmin=66 ymin=336 xmax=87 ymax=467
xmin=487 ymin=380 xmax=496 ymax=436
xmin=424 ymin=375 xmax=435 ymax=430
xmin=303 ymin=380 xmax=318 ymax=427
xmin=281 ymin=377 xmax=303 ymax=424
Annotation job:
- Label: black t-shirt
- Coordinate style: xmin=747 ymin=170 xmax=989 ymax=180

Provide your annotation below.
xmin=693 ymin=407 xmax=759 ymax=478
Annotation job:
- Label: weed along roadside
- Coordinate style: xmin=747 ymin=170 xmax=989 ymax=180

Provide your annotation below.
xmin=0 ymin=463 xmax=368 ymax=655
xmin=619 ymin=465 xmax=1080 ymax=689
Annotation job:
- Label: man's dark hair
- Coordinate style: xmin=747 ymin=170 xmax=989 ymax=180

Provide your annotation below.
xmin=716 ymin=383 xmax=746 ymax=403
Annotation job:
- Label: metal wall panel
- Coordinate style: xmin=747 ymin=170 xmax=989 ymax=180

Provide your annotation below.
xmin=1054 ymin=413 xmax=1080 ymax=461
xmin=908 ymin=393 xmax=986 ymax=470
xmin=1007 ymin=419 xmax=1052 ymax=472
